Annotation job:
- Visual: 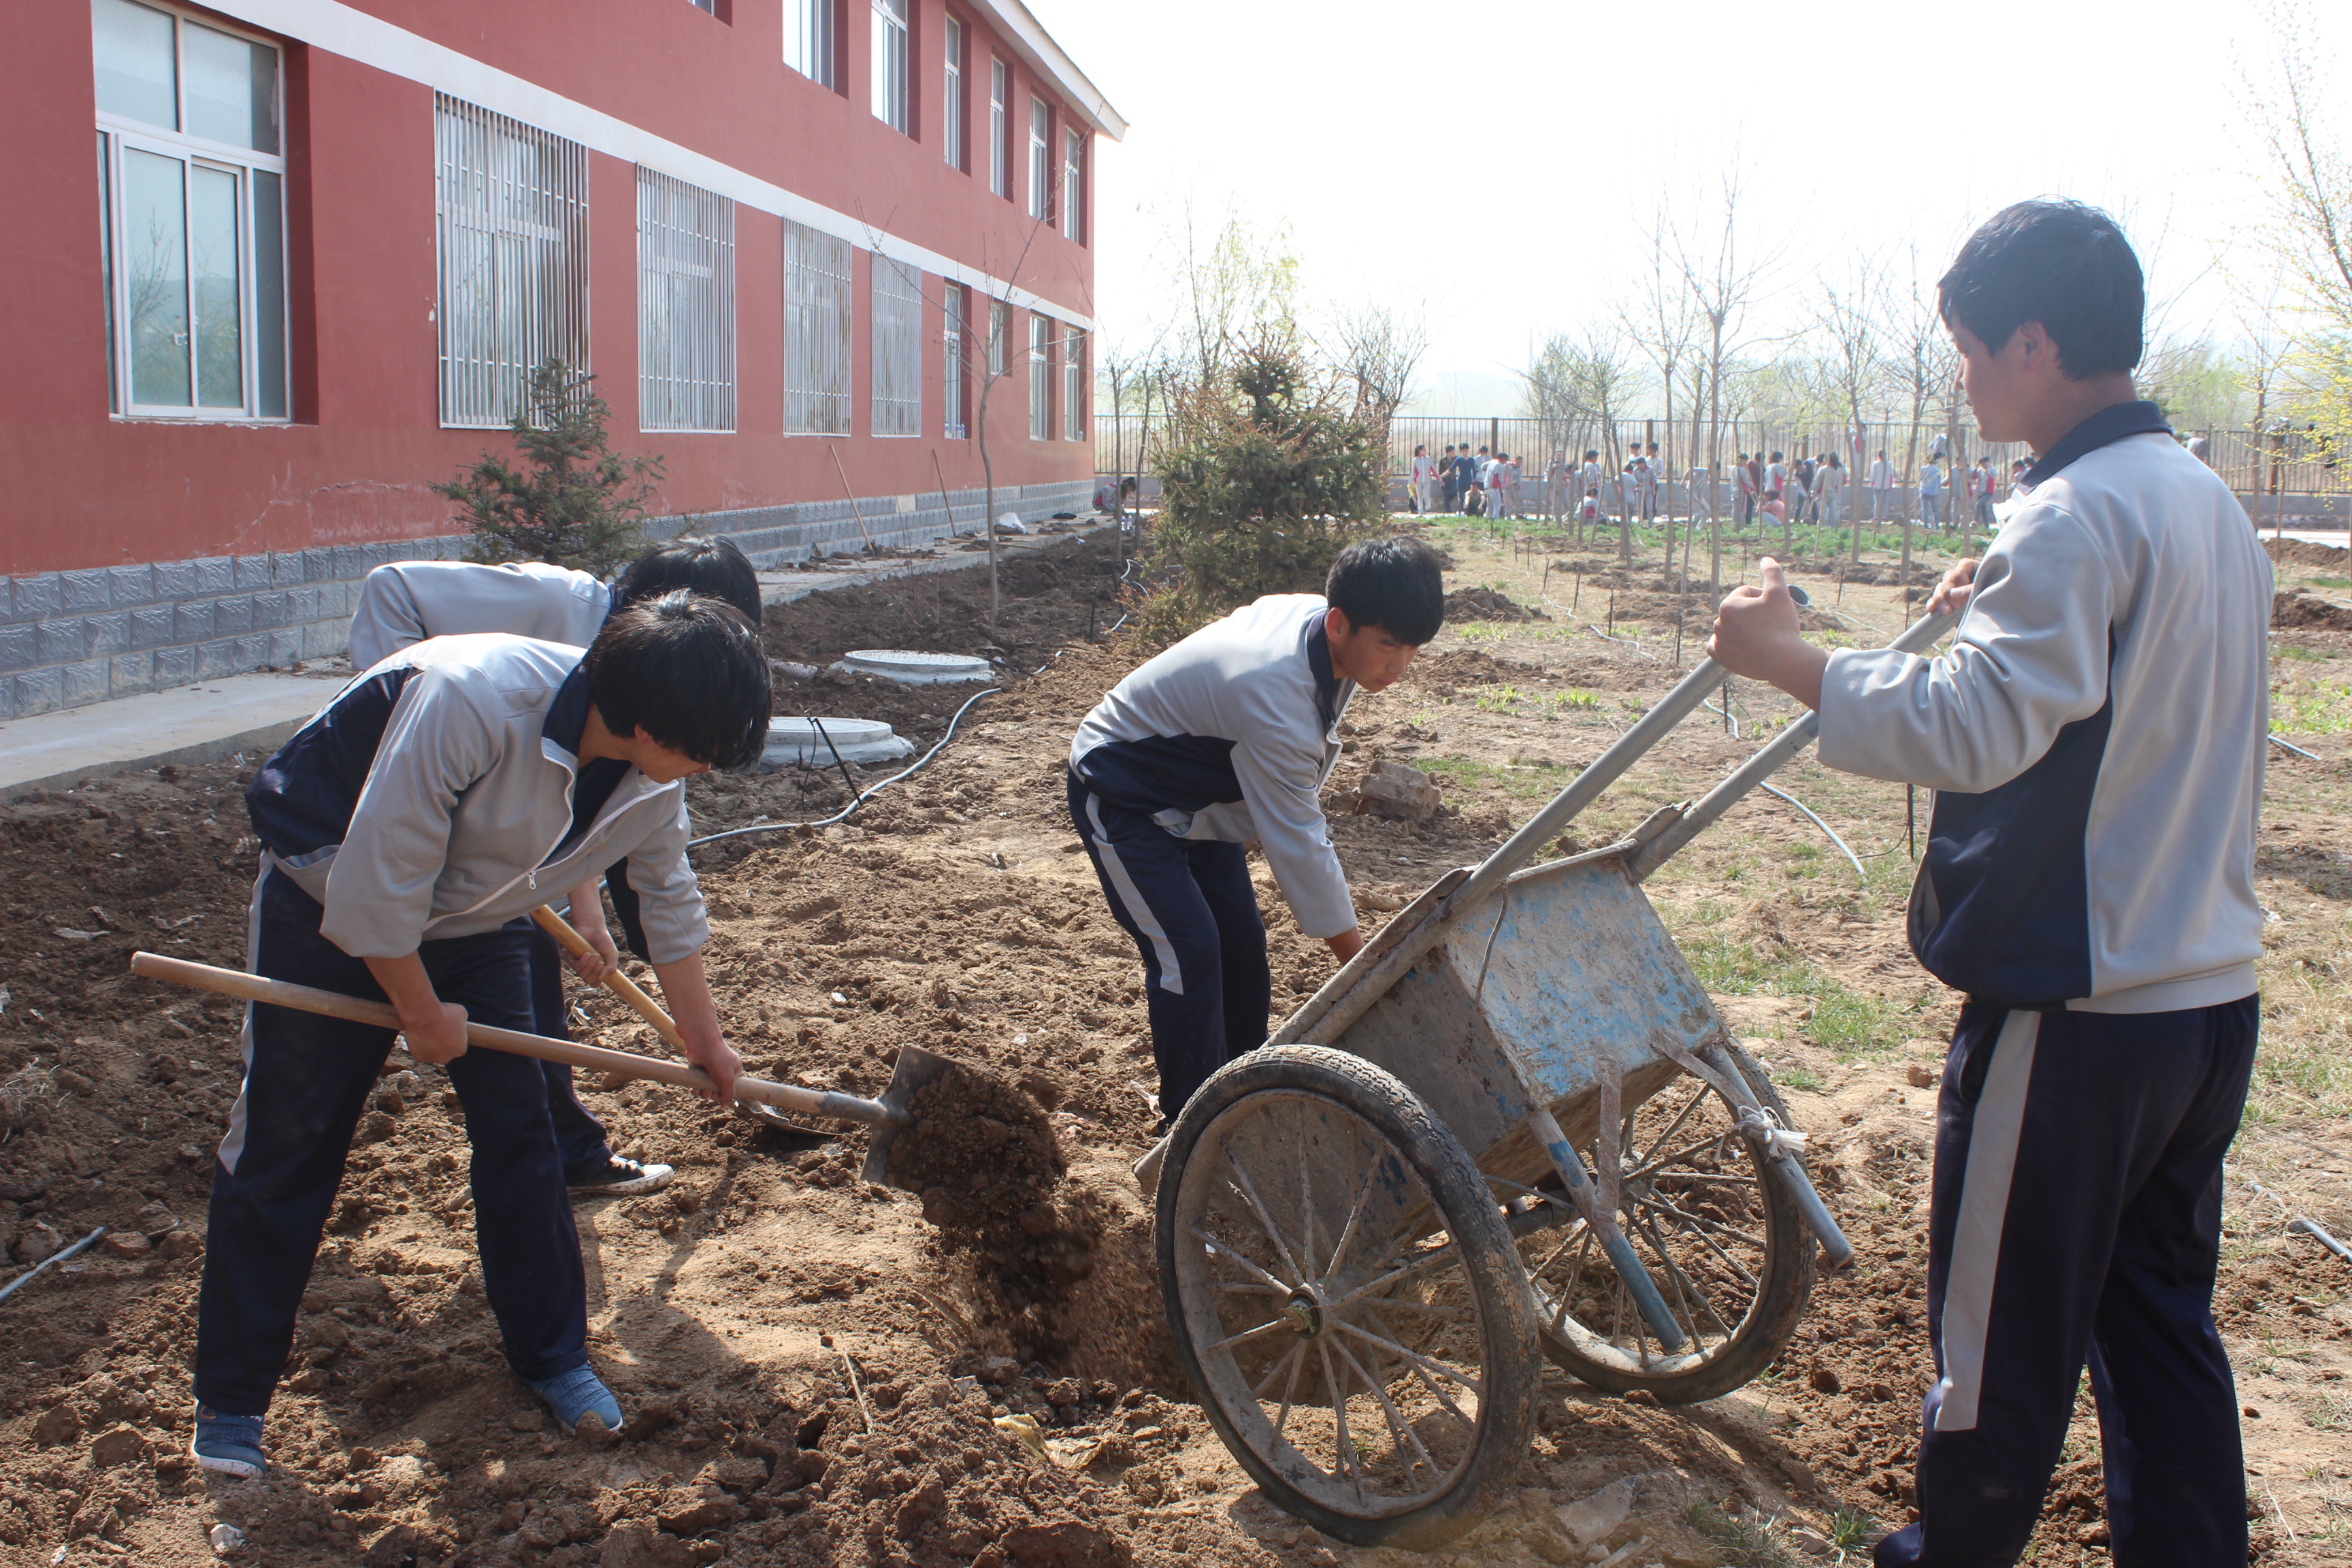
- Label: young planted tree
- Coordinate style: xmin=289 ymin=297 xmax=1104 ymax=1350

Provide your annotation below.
xmin=1136 ymin=340 xmax=1387 ymax=647
xmin=2244 ymin=1 xmax=2352 ymax=468
xmin=1326 ymin=301 xmax=1431 ymax=485
xmin=1666 ymin=167 xmax=1780 ymax=595
xmin=436 ymin=359 xmax=662 ymax=577
xmin=1622 ymin=218 xmax=1701 ymax=583
xmin=1813 ymin=256 xmax=1890 ymax=573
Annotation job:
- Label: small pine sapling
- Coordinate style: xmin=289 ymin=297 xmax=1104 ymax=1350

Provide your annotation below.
xmin=436 ymin=359 xmax=664 ymax=578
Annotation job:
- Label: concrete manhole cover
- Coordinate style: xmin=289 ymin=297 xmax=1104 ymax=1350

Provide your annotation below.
xmin=832 ymin=649 xmax=993 ymax=685
xmin=763 ymin=716 xmax=916 ymax=767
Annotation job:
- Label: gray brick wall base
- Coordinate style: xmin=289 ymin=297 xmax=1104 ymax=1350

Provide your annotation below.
xmin=0 ymin=479 xmax=1097 ymax=720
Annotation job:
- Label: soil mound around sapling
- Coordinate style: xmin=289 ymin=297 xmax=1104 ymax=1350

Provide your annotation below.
xmin=1444 ymin=585 xmax=1551 ymax=623
xmin=2274 ymin=589 xmax=2352 ymax=631
xmin=2267 ymin=535 xmax=2351 ymax=568
xmin=1407 ymin=649 xmax=1551 ymax=690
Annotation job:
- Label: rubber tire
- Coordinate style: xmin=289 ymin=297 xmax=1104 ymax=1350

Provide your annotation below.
xmin=1534 ymin=1043 xmax=1815 ymax=1404
xmin=1156 ymin=1045 xmax=1541 ymax=1552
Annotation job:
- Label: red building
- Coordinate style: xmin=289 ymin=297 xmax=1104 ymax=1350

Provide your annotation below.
xmin=0 ymin=0 xmax=1122 ymax=715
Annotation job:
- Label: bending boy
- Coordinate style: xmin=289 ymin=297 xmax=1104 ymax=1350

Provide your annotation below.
xmin=1710 ymin=201 xmax=2270 ymax=1567
xmin=1068 ymin=537 xmax=1444 ymax=1134
xmin=193 ymin=593 xmax=770 ymax=1475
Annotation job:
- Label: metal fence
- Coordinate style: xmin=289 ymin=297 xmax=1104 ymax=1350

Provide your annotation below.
xmin=1096 ymin=413 xmax=2349 ymax=519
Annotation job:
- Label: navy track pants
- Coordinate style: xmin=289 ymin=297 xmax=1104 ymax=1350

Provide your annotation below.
xmin=1875 ymin=996 xmax=2258 ymax=1568
xmin=525 ymin=926 xmax=617 ymax=1179
xmin=1068 ymin=774 xmax=1270 ymax=1128
xmin=195 ymin=870 xmax=589 ymax=1416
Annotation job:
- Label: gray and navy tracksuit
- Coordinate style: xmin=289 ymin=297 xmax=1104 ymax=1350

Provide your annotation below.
xmin=1068 ymin=595 xmax=1356 ymax=1123
xmin=1816 ymin=404 xmax=2272 ymax=1566
xmin=201 ymin=634 xmax=709 ymax=1415
xmin=348 ymin=560 xmax=629 ymax=1178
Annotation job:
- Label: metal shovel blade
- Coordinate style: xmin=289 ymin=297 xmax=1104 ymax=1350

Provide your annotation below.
xmin=859 ymin=1043 xmax=960 ymax=1188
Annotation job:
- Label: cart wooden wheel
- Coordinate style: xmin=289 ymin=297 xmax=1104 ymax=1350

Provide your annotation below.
xmin=1514 ymin=1043 xmax=1813 ymax=1403
xmin=1158 ymin=1045 xmax=1539 ymax=1552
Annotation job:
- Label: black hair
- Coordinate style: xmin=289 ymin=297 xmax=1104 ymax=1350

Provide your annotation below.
xmin=615 ymin=535 xmax=763 ymax=625
xmin=1937 ymin=199 xmax=2144 ymax=378
xmin=1769 ymin=451 xmax=1783 ymax=462
xmin=585 ymin=590 xmax=772 ymax=770
xmin=1326 ymin=536 xmax=1444 ymax=647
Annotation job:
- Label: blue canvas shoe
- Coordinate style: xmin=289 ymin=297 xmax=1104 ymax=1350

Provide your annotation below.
xmin=528 ymin=1365 xmax=624 ymax=1436
xmin=191 ymin=1405 xmax=267 ymax=1477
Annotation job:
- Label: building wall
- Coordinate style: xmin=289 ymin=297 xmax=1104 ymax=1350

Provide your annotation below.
xmin=0 ymin=0 xmax=1105 ymax=715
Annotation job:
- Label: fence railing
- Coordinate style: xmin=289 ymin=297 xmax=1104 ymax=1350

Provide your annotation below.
xmin=1094 ymin=414 xmax=2349 ymax=515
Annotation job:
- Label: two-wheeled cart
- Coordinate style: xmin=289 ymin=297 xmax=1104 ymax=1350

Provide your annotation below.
xmin=1156 ymin=604 xmax=1955 ymax=1551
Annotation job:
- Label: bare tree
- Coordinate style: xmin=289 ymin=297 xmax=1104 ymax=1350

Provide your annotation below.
xmin=1879 ymin=246 xmax=1959 ymax=609
xmin=1665 ymin=165 xmax=1782 ymax=595
xmin=1324 ymin=302 xmax=1430 ymax=471
xmin=1812 ymin=253 xmax=1890 ymax=570
xmin=2242 ymin=1 xmax=2352 ymax=458
xmin=1621 ymin=216 xmax=1701 ymax=578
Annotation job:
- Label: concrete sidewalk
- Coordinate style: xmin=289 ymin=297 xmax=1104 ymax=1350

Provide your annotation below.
xmin=0 ymin=669 xmax=333 ymax=800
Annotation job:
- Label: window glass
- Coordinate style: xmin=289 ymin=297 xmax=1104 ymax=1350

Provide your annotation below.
xmin=785 ymin=0 xmax=836 ymax=88
xmin=183 ymin=22 xmax=277 ymax=152
xmin=99 ymin=133 xmax=118 ymax=412
xmin=943 ymin=282 xmax=965 ymax=438
xmin=1029 ymin=312 xmax=1050 ymax=440
xmin=943 ymin=17 xmax=963 ymax=170
xmin=783 ymin=220 xmax=852 ymax=434
xmin=989 ymin=61 xmax=1007 ymax=197
xmin=870 ymin=0 xmax=909 ymax=134
xmin=189 ymin=163 xmax=242 ymax=407
xmin=91 ymin=0 xmax=177 ymax=129
xmin=1027 ymin=99 xmax=1049 ymax=221
xmin=871 ymin=255 xmax=921 ymax=437
xmin=638 ymin=169 xmax=737 ymax=432
xmin=252 ymin=168 xmax=286 ymax=417
xmin=122 ymin=147 xmax=191 ymax=406
xmin=1063 ymin=129 xmax=1082 ymax=242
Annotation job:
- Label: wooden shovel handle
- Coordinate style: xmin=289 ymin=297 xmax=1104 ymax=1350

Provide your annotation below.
xmin=529 ymin=904 xmax=687 ymax=1053
xmin=127 ymin=951 xmax=898 ymax=1128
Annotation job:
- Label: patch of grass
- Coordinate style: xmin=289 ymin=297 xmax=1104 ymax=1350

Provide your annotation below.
xmin=1677 ymin=931 xmax=1917 ymax=1058
xmin=1474 ymin=685 xmax=1526 ymax=713
xmin=2251 ymin=967 xmax=2352 ymax=1117
xmin=2272 ymin=679 xmax=2352 ymax=735
xmin=1774 ymin=1065 xmax=1825 ymax=1094
xmin=1421 ymin=754 xmax=1572 ymax=800
xmin=1454 ymin=622 xmax=1509 ymax=643
xmin=2306 ymin=574 xmax=2351 ymax=589
xmin=2276 ymin=643 xmax=2340 ymax=662
xmin=1686 ymin=1500 xmax=1799 ymax=1568
xmin=1829 ymin=1506 xmax=1877 ymax=1552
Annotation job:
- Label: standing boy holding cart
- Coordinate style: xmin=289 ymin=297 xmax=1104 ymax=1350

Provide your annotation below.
xmin=191 ymin=593 xmax=768 ymax=1475
xmin=1709 ymin=200 xmax=2270 ymax=1566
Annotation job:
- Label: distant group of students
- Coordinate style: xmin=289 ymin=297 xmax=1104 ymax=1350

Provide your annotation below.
xmin=1407 ymin=443 xmax=1525 ymax=519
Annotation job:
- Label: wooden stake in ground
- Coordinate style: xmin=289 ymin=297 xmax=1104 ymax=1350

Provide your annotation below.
xmin=827 ymin=444 xmax=877 ymax=553
xmin=930 ymin=448 xmax=959 ymax=537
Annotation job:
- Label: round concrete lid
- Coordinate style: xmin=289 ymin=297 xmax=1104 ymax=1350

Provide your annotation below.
xmin=763 ymin=715 xmax=914 ymax=766
xmin=834 ymin=649 xmax=994 ymax=685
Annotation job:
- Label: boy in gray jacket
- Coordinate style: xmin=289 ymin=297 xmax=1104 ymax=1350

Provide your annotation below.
xmin=1710 ymin=201 xmax=2269 ymax=1567
xmin=1068 ymin=537 xmax=1444 ymax=1130
xmin=192 ymin=593 xmax=769 ymax=1475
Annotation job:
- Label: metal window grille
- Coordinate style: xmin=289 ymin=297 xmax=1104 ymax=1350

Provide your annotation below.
xmin=783 ymin=219 xmax=851 ymax=434
xmin=1028 ymin=312 xmax=1051 ymax=440
xmin=1027 ymin=98 xmax=1050 ymax=220
xmin=1062 ymin=128 xmax=1083 ymax=242
xmin=785 ymin=0 xmax=835 ymax=88
xmin=943 ymin=17 xmax=964 ymax=169
xmin=870 ymin=252 xmax=921 ymax=437
xmin=870 ymin=0 xmax=909 ymax=133
xmin=1062 ymin=325 xmax=1084 ymax=441
xmin=989 ymin=60 xmax=1007 ymax=197
xmin=637 ymin=168 xmax=735 ymax=433
xmin=435 ymin=95 xmax=589 ymax=429
xmin=987 ymin=298 xmax=1007 ymax=377
xmin=943 ymin=282 xmax=966 ymax=438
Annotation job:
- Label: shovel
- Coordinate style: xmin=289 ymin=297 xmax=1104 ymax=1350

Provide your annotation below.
xmin=127 ymin=951 xmax=954 ymax=1188
xmin=527 ymin=904 xmax=834 ymax=1149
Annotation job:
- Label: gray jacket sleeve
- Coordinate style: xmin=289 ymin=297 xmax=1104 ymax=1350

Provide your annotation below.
xmin=346 ymin=566 xmax=434 ymax=671
xmin=1230 ymin=730 xmax=1355 ymax=939
xmin=620 ymin=794 xmax=709 ymax=964
xmin=319 ymin=666 xmax=500 ymax=958
xmin=1816 ymin=502 xmax=2114 ymax=792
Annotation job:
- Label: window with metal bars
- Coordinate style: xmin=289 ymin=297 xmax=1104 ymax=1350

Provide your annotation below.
xmin=871 ymin=254 xmax=921 ymax=438
xmin=987 ymin=297 xmax=1007 ymax=378
xmin=870 ymin=0 xmax=909 ymax=134
xmin=1062 ymin=325 xmax=1085 ymax=442
xmin=637 ymin=169 xmax=735 ymax=433
xmin=988 ymin=59 xmax=1007 ymax=198
xmin=434 ymin=94 xmax=590 ymax=429
xmin=92 ymin=0 xmax=289 ymax=421
xmin=942 ymin=16 xmax=964 ymax=171
xmin=783 ymin=220 xmax=851 ymax=434
xmin=784 ymin=0 xmax=835 ymax=89
xmin=1027 ymin=97 xmax=1051 ymax=222
xmin=943 ymin=282 xmax=966 ymax=439
xmin=1062 ymin=127 xmax=1083 ymax=244
xmin=1028 ymin=312 xmax=1051 ymax=440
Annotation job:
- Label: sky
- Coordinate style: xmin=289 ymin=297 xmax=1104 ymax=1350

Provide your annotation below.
xmin=1024 ymin=0 xmax=2342 ymax=414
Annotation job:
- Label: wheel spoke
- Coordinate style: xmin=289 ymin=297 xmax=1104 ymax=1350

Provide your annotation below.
xmin=1652 ymin=1203 xmax=1761 ymax=1290
xmin=1325 ymin=1236 xmax=1460 ymax=1315
xmin=1624 ymin=1130 xmax=1741 ymax=1183
xmin=1634 ymin=1210 xmax=1703 ymax=1352
xmin=1316 ymin=1339 xmax=1367 ymax=1503
xmin=1296 ymin=1136 xmax=1318 ymax=1281
xmin=1367 ymin=1297 xmax=1471 ymax=1322
xmin=1329 ymin=1333 xmax=1443 ymax=1483
xmin=1330 ymin=1317 xmax=1484 ymax=1399
xmin=1224 ymin=1154 xmax=1307 ymax=1285
xmin=1190 ymin=1226 xmax=1292 ymax=1293
xmin=1640 ymin=1199 xmax=1763 ymax=1250
xmin=1625 ymin=1084 xmax=1708 ymax=1171
xmin=1214 ymin=1281 xmax=1288 ymax=1295
xmin=1319 ymin=1130 xmax=1377 ymax=1286
xmin=1649 ymin=1211 xmax=1741 ymax=1339
xmin=1342 ymin=1316 xmax=1479 ymax=1431
xmin=1269 ymin=1340 xmax=1306 ymax=1443
xmin=1205 ymin=1316 xmax=1291 ymax=1354
xmin=1548 ymin=1227 xmax=1594 ymax=1334
xmin=1254 ymin=1339 xmax=1305 ymax=1400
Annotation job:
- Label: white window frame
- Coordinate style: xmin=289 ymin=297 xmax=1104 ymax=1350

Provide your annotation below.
xmin=1062 ymin=324 xmax=1084 ymax=441
xmin=942 ymin=15 xmax=964 ymax=171
xmin=870 ymin=0 xmax=909 ymax=135
xmin=94 ymin=0 xmax=289 ymax=422
xmin=784 ymin=0 xmax=836 ymax=89
xmin=870 ymin=254 xmax=921 ymax=438
xmin=987 ymin=297 xmax=1007 ymax=378
xmin=988 ymin=59 xmax=1008 ymax=199
xmin=1062 ymin=126 xmax=1083 ymax=244
xmin=1028 ymin=311 xmax=1051 ymax=441
xmin=1026 ymin=97 xmax=1051 ymax=222
xmin=636 ymin=168 xmax=736 ymax=434
xmin=942 ymin=281 xmax=966 ymax=439
xmin=783 ymin=218 xmax=851 ymax=435
xmin=434 ymin=95 xmax=592 ymax=429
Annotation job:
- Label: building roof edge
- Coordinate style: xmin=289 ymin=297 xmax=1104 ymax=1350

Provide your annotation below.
xmin=971 ymin=0 xmax=1127 ymax=142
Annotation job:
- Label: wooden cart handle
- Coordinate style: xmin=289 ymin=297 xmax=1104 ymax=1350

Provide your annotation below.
xmin=530 ymin=904 xmax=687 ymax=1053
xmin=127 ymin=951 xmax=899 ymax=1128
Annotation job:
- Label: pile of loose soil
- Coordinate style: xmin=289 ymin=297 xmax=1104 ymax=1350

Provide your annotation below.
xmin=1403 ymin=649 xmax=1551 ymax=691
xmin=2274 ymin=589 xmax=2352 ymax=632
xmin=2266 ymin=536 xmax=2351 ymax=569
xmin=1442 ymin=585 xmax=1550 ymax=623
xmin=763 ymin=534 xmax=1129 ymax=670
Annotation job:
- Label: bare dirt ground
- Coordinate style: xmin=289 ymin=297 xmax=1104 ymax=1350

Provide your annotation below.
xmin=0 ymin=518 xmax=2346 ymax=1567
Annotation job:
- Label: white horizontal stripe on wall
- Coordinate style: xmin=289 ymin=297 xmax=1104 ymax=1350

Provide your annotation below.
xmin=186 ymin=0 xmax=1096 ymax=331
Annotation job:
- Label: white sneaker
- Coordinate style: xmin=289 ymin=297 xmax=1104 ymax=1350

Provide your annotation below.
xmin=567 ymin=1156 xmax=674 ymax=1196
xmin=1133 ymin=1137 xmax=1169 ymax=1198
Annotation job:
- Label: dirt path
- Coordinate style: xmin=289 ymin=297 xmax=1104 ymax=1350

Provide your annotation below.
xmin=0 ymin=519 xmax=2345 ymax=1566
